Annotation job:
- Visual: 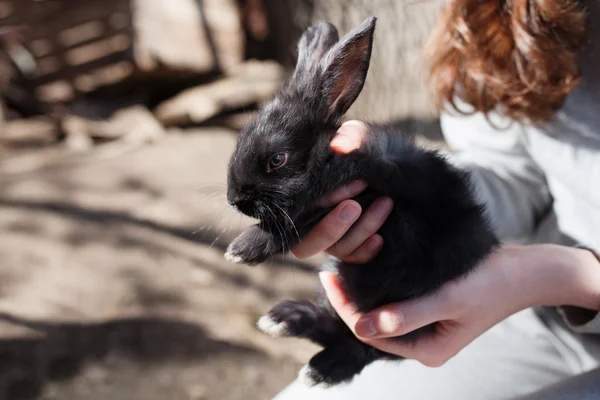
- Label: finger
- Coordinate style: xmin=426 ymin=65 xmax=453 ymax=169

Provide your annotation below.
xmin=320 ymin=271 xmax=411 ymax=351
xmin=319 ymin=271 xmax=362 ymax=329
xmin=330 ymin=120 xmax=368 ymax=154
xmin=342 ymin=234 xmax=384 ymax=264
xmin=317 ymin=179 xmax=367 ymax=208
xmin=366 ymin=331 xmax=454 ymax=367
xmin=291 ymin=200 xmax=361 ymax=259
xmin=354 ymin=292 xmax=449 ymax=339
xmin=327 ymin=197 xmax=393 ymax=259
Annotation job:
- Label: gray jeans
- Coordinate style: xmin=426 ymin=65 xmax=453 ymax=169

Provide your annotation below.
xmin=275 ymin=308 xmax=600 ymax=400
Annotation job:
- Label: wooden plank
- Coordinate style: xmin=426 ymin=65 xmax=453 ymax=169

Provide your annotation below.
xmin=34 ymin=27 xmax=133 ymax=59
xmin=2 ymin=0 xmax=134 ymax=93
xmin=26 ymin=11 xmax=131 ymax=42
xmin=3 ymin=0 xmax=129 ymax=36
xmin=28 ymin=48 xmax=132 ymax=86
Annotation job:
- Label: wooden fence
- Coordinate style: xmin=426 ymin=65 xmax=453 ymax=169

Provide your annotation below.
xmin=0 ymin=0 xmax=134 ymax=105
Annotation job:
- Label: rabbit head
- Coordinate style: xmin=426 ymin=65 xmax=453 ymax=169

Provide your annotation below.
xmin=227 ymin=17 xmax=377 ymax=223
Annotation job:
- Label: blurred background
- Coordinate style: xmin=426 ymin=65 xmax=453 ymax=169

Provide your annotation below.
xmin=0 ymin=1 xmax=442 ymax=399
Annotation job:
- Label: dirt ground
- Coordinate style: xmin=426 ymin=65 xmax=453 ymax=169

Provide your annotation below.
xmin=0 ymin=128 xmax=324 ymax=400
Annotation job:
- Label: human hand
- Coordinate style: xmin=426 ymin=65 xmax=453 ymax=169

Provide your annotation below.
xmin=292 ymin=120 xmax=394 ymax=263
xmin=320 ymin=244 xmax=600 ymax=366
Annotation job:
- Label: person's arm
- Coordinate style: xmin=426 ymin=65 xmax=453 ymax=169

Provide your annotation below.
xmin=442 ymin=111 xmax=600 ymax=334
xmin=441 ymin=110 xmax=552 ymax=241
xmin=320 ymin=243 xmax=600 ymax=366
xmin=559 ymin=247 xmax=600 ymax=333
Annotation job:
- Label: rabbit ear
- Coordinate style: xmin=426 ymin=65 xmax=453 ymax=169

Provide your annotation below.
xmin=319 ymin=17 xmax=376 ymax=121
xmin=292 ymin=22 xmax=339 ymax=87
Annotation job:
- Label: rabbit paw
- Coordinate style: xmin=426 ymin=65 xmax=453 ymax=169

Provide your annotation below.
xmin=257 ymin=300 xmax=320 ymax=338
xmin=298 ymin=364 xmax=323 ymax=387
xmin=224 ymin=242 xmax=245 ymax=264
xmin=299 ymin=346 xmax=372 ymax=387
xmin=224 ymin=226 xmax=275 ymax=265
xmin=225 ymin=238 xmax=269 ymax=265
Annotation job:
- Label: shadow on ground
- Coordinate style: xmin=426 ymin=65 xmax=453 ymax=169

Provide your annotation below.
xmin=0 ymin=313 xmax=291 ymax=400
xmin=0 ymin=197 xmax=314 ymax=273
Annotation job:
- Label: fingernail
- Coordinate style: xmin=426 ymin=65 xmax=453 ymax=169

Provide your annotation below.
xmin=331 ymin=135 xmax=355 ymax=150
xmin=356 ymin=309 xmax=403 ymax=338
xmin=355 ymin=317 xmax=378 ymax=338
xmin=331 ymin=126 xmax=362 ymax=153
xmin=382 ymin=197 xmax=394 ymax=210
xmin=368 ymin=235 xmax=383 ymax=251
xmin=318 ymin=271 xmax=333 ymax=286
xmin=341 ymin=120 xmax=367 ymax=130
xmin=338 ymin=203 xmax=360 ymax=222
xmin=378 ymin=309 xmax=403 ymax=334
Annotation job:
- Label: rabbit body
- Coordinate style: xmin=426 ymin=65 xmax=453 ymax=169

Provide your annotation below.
xmin=225 ymin=17 xmax=498 ymax=386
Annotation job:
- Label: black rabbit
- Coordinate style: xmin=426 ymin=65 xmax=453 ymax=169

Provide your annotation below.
xmin=225 ymin=17 xmax=498 ymax=386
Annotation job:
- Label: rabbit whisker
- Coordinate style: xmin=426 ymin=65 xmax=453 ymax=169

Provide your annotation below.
xmin=273 ymin=202 xmax=300 ymax=242
xmin=264 ymin=203 xmax=289 ymax=255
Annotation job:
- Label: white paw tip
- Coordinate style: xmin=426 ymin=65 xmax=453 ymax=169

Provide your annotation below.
xmin=224 ymin=250 xmax=243 ymax=264
xmin=256 ymin=315 xmax=289 ymax=337
xmin=298 ymin=365 xmax=319 ymax=387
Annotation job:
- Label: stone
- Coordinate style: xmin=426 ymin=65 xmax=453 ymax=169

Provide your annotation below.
xmin=154 ymin=60 xmax=284 ymax=126
xmin=0 ymin=116 xmax=58 ymax=147
xmin=62 ymin=105 xmax=164 ymax=149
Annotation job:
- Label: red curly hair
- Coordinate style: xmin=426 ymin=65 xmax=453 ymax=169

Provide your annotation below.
xmin=427 ymin=0 xmax=587 ymax=123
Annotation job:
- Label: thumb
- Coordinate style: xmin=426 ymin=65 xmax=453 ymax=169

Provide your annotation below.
xmin=319 ymin=271 xmax=363 ymax=329
xmin=354 ymin=292 xmax=449 ymax=339
xmin=330 ymin=120 xmax=368 ymax=154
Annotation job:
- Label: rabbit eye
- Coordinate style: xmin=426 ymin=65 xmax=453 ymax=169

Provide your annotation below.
xmin=267 ymin=152 xmax=288 ymax=172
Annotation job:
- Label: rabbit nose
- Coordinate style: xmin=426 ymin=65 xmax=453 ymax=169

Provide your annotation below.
xmin=228 ymin=193 xmax=255 ymax=211
xmin=227 ymin=184 xmax=258 ymax=215
xmin=232 ymin=199 xmax=256 ymax=215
